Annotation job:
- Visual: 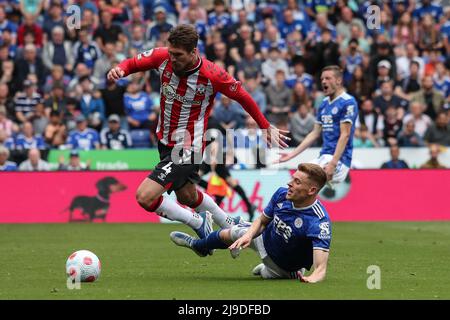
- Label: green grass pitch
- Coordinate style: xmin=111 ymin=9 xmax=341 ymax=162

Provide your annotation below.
xmin=1 ymin=222 xmax=450 ymax=300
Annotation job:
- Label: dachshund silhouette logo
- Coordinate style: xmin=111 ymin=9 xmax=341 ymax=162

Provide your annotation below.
xmin=62 ymin=176 xmax=127 ymax=222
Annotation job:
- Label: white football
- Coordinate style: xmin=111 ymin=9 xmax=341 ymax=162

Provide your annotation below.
xmin=66 ymin=250 xmax=101 ymax=283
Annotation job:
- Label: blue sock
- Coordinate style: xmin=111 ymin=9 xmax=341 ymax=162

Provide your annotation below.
xmin=193 ymin=230 xmax=228 ymax=251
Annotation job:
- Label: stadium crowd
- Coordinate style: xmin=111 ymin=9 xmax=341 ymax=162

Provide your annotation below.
xmin=0 ymin=0 xmax=449 ymax=172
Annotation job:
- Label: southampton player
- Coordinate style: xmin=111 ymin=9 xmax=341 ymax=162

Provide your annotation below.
xmin=171 ymin=163 xmax=331 ymax=282
xmin=107 ymin=25 xmax=289 ymax=240
xmin=276 ymin=66 xmax=358 ymax=184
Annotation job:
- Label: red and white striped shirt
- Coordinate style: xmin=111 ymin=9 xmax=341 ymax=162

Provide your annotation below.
xmin=118 ymin=47 xmax=270 ymax=151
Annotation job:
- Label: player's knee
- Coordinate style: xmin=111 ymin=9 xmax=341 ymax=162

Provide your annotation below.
xmin=135 ymin=188 xmax=158 ymax=209
xmin=219 ymin=229 xmax=232 ymax=242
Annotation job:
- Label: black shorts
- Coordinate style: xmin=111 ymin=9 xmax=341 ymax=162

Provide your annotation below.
xmin=199 ymin=162 xmax=231 ymax=181
xmin=148 ymin=142 xmax=201 ymax=193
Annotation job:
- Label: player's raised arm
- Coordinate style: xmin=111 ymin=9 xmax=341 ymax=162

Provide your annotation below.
xmin=107 ymin=47 xmax=169 ymax=82
xmin=210 ymin=66 xmax=290 ymax=149
xmin=300 ymin=249 xmax=329 ymax=283
xmin=275 ymin=123 xmax=322 ymax=163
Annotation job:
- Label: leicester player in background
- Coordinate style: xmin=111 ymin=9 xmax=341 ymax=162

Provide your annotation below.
xmin=170 ymin=163 xmax=331 ymax=283
xmin=107 ymin=25 xmax=289 ymax=241
xmin=276 ymin=65 xmax=358 ymax=184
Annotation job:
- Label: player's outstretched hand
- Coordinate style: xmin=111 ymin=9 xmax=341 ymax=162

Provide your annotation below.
xmin=263 ymin=124 xmax=290 ymax=149
xmin=229 ymin=234 xmax=252 ymax=252
xmin=107 ymin=67 xmax=125 ymax=82
xmin=272 ymin=152 xmax=294 ymax=164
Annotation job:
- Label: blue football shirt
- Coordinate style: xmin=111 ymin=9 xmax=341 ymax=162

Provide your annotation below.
xmin=316 ymin=91 xmax=358 ymax=167
xmin=262 ymin=187 xmax=332 ymax=272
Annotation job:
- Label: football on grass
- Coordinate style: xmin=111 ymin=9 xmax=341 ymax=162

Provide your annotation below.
xmin=66 ymin=250 xmax=101 ymax=282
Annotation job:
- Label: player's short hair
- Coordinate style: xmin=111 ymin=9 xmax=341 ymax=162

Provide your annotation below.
xmin=168 ymin=24 xmax=199 ymax=53
xmin=321 ymin=65 xmax=343 ymax=80
xmin=297 ymin=163 xmax=327 ymax=191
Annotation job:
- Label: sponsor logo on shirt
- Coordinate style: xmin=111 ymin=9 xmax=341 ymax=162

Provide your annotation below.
xmin=162 ymin=83 xmax=203 ymax=105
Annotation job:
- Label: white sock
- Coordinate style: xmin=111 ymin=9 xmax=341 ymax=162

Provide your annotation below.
xmin=195 ymin=192 xmax=235 ymax=228
xmin=155 ymin=197 xmax=202 ymax=230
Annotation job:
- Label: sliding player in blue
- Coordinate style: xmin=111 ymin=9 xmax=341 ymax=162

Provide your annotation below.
xmin=170 ymin=163 xmax=332 ymax=283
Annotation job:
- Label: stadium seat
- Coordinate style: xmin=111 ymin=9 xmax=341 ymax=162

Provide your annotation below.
xmin=130 ymin=129 xmax=152 ymax=148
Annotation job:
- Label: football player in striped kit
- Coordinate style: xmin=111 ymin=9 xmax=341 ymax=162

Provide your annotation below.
xmin=107 ymin=25 xmax=289 ymax=242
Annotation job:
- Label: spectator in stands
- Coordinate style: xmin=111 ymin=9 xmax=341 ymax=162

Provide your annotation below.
xmin=433 ymin=61 xmax=450 ymax=101
xmin=314 ymin=28 xmax=340 ymax=71
xmin=42 ymin=26 xmax=74 ymax=74
xmin=15 ymin=121 xmax=46 ymax=150
xmin=63 ymin=98 xmax=80 ymax=132
xmin=73 ymin=27 xmax=102 ymax=72
xmin=373 ymin=80 xmax=408 ymax=118
xmin=79 ymin=76 xmax=105 ymax=131
xmin=17 ymin=14 xmax=43 ymax=48
xmin=229 ymin=24 xmax=259 ymax=64
xmin=43 ymin=64 xmax=71 ymax=95
xmin=353 ymin=124 xmax=378 ymax=148
xmin=0 ymin=59 xmax=16 ymax=94
xmin=0 ymin=105 xmax=17 ymax=138
xmin=374 ymin=59 xmax=393 ymax=90
xmin=397 ymin=60 xmax=422 ymax=97
xmin=347 ymin=65 xmax=373 ymax=105
xmin=147 ymin=6 xmax=173 ymax=45
xmin=0 ymin=83 xmax=15 ymax=120
xmin=356 ymin=99 xmax=384 ymax=146
xmin=291 ymin=82 xmax=311 ymax=111
xmin=211 ymin=41 xmax=235 ymax=77
xmin=68 ymin=63 xmax=92 ymax=95
xmin=178 ymin=0 xmax=207 ymax=24
xmin=418 ymin=14 xmax=444 ymax=53
xmin=236 ymin=43 xmax=262 ymax=83
xmin=14 ymin=43 xmax=47 ymax=91
xmin=265 ymin=70 xmax=293 ymax=124
xmin=100 ymin=114 xmax=132 ymax=150
xmin=93 ymin=42 xmax=118 ymax=88
xmin=336 ymin=6 xmax=365 ymax=43
xmin=370 ymin=41 xmax=397 ymax=83
xmin=93 ymin=9 xmax=125 ymax=50
xmin=411 ymin=75 xmax=446 ymax=120
xmin=44 ymin=110 xmax=66 ymax=149
xmin=381 ymin=144 xmax=409 ymax=169
xmin=67 ymin=114 xmax=100 ymax=150
xmin=396 ymin=43 xmax=424 ymax=82
xmin=213 ymin=94 xmax=245 ymax=130
xmin=392 ymin=12 xmax=417 ymax=46
xmin=207 ymin=0 xmax=232 ymax=37
xmin=420 ymin=144 xmax=446 ymax=169
xmin=58 ymin=150 xmax=90 ymax=171
xmin=340 ymin=23 xmax=370 ymax=55
xmin=424 ymin=111 xmax=450 ymax=146
xmin=382 ymin=105 xmax=403 ymax=147
xmin=290 ymin=103 xmax=315 ymax=146
xmin=402 ymin=101 xmax=432 ymax=138
xmin=18 ymin=148 xmax=50 ymax=171
xmin=14 ymin=79 xmax=43 ymax=124
xmin=101 ymin=76 xmax=126 ymax=127
xmin=126 ymin=24 xmax=151 ymax=53
xmin=285 ymin=58 xmax=314 ymax=93
xmin=260 ymin=24 xmax=287 ymax=61
xmin=124 ymin=79 xmax=156 ymax=131
xmin=31 ymin=102 xmax=48 ymax=135
xmin=0 ymin=145 xmax=17 ymax=171
xmin=397 ymin=119 xmax=425 ymax=147
xmin=42 ymin=1 xmax=65 ymax=38
xmin=262 ymin=47 xmax=290 ymax=87
xmin=244 ymin=77 xmax=266 ymax=115
xmin=44 ymin=81 xmax=67 ymax=115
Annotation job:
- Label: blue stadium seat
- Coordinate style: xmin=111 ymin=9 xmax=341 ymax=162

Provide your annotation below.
xmin=130 ymin=129 xmax=152 ymax=148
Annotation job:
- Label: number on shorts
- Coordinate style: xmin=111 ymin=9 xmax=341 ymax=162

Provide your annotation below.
xmin=162 ymin=162 xmax=173 ymax=175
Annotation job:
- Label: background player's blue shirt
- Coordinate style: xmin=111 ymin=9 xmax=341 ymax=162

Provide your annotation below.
xmin=262 ymin=187 xmax=332 ymax=272
xmin=316 ymin=91 xmax=358 ymax=167
xmin=67 ymin=128 xmax=99 ymax=150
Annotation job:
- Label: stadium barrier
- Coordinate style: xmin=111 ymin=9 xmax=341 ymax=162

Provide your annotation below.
xmin=0 ymin=169 xmax=449 ymax=223
xmin=47 ymin=147 xmax=450 ymax=170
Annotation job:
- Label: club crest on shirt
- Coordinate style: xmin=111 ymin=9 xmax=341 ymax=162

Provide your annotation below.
xmin=294 ymin=217 xmax=303 ymax=228
xmin=229 ymin=82 xmax=238 ymax=92
xmin=196 ymin=84 xmax=206 ymax=95
xmin=332 ymin=107 xmax=338 ymax=115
